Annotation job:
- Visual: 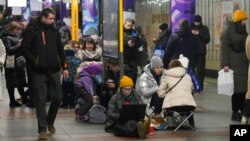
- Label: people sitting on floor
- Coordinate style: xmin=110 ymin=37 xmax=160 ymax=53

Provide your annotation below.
xmin=79 ymin=37 xmax=102 ymax=62
xmin=99 ymin=58 xmax=120 ymax=110
xmin=105 ymin=76 xmax=150 ymax=139
xmin=157 ymin=60 xmax=197 ymax=128
xmin=136 ymin=56 xmax=164 ymax=117
xmin=74 ymin=63 xmax=103 ymax=122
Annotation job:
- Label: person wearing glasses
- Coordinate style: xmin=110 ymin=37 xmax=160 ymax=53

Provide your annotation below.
xmin=105 ymin=76 xmax=150 ymax=139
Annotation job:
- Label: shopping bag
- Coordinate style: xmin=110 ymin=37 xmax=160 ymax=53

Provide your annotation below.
xmin=217 ymin=69 xmax=234 ymax=96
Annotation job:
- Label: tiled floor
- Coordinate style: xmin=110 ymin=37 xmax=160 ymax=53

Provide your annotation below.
xmin=0 ymin=75 xmax=239 ymax=141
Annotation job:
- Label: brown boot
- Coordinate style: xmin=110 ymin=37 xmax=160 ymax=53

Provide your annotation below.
xmin=38 ymin=132 xmax=48 ymax=140
xmin=137 ymin=121 xmax=146 ymax=139
xmin=48 ymin=125 xmax=55 ymax=134
xmin=144 ymin=118 xmax=151 ymax=134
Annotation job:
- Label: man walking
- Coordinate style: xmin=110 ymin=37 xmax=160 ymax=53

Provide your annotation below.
xmin=21 ymin=8 xmax=68 ymax=140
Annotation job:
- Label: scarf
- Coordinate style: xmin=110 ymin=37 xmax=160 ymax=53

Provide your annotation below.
xmin=121 ymin=92 xmax=138 ymax=105
xmin=150 ymin=69 xmax=162 ymax=85
xmin=81 ymin=46 xmax=102 ymax=60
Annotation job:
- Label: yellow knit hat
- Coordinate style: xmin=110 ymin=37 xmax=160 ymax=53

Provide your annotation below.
xmin=233 ymin=10 xmax=247 ymax=22
xmin=120 ymin=76 xmax=134 ymax=88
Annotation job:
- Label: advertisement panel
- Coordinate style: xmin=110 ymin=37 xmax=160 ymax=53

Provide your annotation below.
xmin=170 ymin=0 xmax=196 ymax=33
xmin=82 ymin=0 xmax=99 ymax=35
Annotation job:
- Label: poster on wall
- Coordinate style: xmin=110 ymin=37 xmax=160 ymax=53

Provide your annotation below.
xmin=123 ymin=0 xmax=135 ymax=12
xmin=213 ymin=0 xmax=243 ymax=49
xmin=102 ymin=0 xmax=118 ymax=58
xmin=214 ymin=2 xmax=222 ymax=49
xmin=22 ymin=0 xmax=30 ymax=21
xmin=44 ymin=0 xmax=53 ymax=8
xmin=170 ymin=0 xmax=196 ymax=33
xmin=82 ymin=0 xmax=99 ymax=35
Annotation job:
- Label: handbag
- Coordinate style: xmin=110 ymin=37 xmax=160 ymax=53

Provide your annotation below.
xmin=5 ymin=55 xmax=15 ymax=68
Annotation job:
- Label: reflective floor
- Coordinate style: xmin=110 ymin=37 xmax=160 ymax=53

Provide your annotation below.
xmin=0 ymin=75 xmax=239 ymax=141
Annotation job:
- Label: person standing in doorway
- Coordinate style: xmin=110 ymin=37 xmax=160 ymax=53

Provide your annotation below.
xmin=190 ymin=15 xmax=210 ymax=91
xmin=220 ymin=9 xmax=248 ymax=122
xmin=21 ymin=8 xmax=68 ymax=140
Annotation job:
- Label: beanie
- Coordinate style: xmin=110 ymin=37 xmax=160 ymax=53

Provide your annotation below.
xmin=120 ymin=76 xmax=134 ymax=88
xmin=178 ymin=54 xmax=189 ymax=68
xmin=150 ymin=56 xmax=163 ymax=69
xmin=233 ymin=10 xmax=247 ymax=22
xmin=159 ymin=23 xmax=168 ymax=30
xmin=194 ymin=15 xmax=202 ymax=22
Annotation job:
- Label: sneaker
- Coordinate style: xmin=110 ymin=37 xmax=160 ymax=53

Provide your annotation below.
xmin=155 ymin=123 xmax=168 ymax=130
xmin=48 ymin=125 xmax=55 ymax=134
xmin=144 ymin=118 xmax=151 ymax=134
xmin=241 ymin=116 xmax=249 ymax=125
xmin=137 ymin=121 xmax=146 ymax=139
xmin=38 ymin=132 xmax=48 ymax=140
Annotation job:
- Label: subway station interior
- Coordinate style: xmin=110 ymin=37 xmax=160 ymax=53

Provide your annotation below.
xmin=1 ymin=0 xmax=250 ymax=140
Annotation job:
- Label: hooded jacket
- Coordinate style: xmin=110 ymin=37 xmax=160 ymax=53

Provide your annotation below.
xmin=163 ymin=25 xmax=201 ymax=69
xmin=136 ymin=65 xmax=163 ymax=104
xmin=75 ymin=63 xmax=103 ymax=96
xmin=220 ymin=21 xmax=248 ymax=93
xmin=190 ymin=22 xmax=210 ymax=55
xmin=157 ymin=67 xmax=197 ymax=109
xmin=21 ymin=19 xmax=67 ymax=73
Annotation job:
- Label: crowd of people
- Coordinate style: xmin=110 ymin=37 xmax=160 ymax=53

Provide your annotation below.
xmin=1 ymin=7 xmax=250 ymax=140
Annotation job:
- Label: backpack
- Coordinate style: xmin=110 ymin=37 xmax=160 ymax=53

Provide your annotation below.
xmin=87 ymin=104 xmax=107 ymax=124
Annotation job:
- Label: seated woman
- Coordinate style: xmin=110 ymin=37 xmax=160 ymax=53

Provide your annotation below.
xmin=74 ymin=63 xmax=103 ymax=122
xmin=79 ymin=37 xmax=102 ymax=62
xmin=105 ymin=76 xmax=150 ymax=139
xmin=157 ymin=60 xmax=197 ymax=128
xmin=136 ymin=56 xmax=164 ymax=117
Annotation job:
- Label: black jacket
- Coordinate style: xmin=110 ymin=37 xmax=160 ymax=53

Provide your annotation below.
xmin=0 ymin=29 xmax=27 ymax=88
xmin=163 ymin=26 xmax=201 ymax=69
xmin=190 ymin=23 xmax=210 ymax=55
xmin=21 ymin=20 xmax=66 ymax=73
xmin=123 ymin=28 xmax=141 ymax=67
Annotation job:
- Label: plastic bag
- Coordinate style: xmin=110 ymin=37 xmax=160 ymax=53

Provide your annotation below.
xmin=217 ymin=69 xmax=234 ymax=96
